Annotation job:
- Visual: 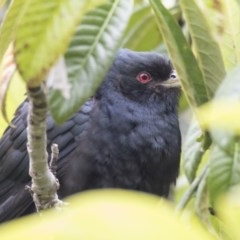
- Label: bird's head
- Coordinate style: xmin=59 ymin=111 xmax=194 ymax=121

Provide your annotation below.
xmin=98 ymin=49 xmax=181 ymax=108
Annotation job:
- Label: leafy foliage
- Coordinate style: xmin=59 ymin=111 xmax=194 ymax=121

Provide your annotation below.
xmin=48 ymin=0 xmax=133 ymax=122
xmin=0 ymin=0 xmax=240 ymax=239
xmin=149 ymin=0 xmax=208 ymax=107
xmin=180 ymin=0 xmax=226 ymax=98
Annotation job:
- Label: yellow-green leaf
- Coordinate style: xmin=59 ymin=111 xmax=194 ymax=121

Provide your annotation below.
xmin=220 ymin=0 xmax=240 ymax=70
xmin=180 ymin=0 xmax=226 ymax=98
xmin=48 ymin=0 xmax=133 ymax=123
xmin=0 ymin=43 xmax=16 ymax=124
xmin=197 ymin=100 xmax=240 ymax=133
xmin=14 ymin=0 xmax=102 ymax=86
xmin=0 ymin=190 xmax=214 ymax=240
xmin=0 ymin=0 xmax=30 ymax=63
xmin=149 ymin=0 xmax=208 ymax=107
xmin=218 ymin=189 xmax=240 ymax=239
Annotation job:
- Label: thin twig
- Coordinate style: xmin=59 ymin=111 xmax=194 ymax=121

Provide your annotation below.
xmin=49 ymin=143 xmax=59 ymax=177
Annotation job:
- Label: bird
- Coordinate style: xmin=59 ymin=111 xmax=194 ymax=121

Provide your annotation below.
xmin=0 ymin=49 xmax=181 ymax=223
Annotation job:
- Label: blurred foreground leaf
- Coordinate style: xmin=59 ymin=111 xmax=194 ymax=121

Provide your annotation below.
xmin=197 ymin=100 xmax=240 ymax=133
xmin=218 ymin=188 xmax=240 ymax=239
xmin=0 ymin=190 xmax=213 ymax=240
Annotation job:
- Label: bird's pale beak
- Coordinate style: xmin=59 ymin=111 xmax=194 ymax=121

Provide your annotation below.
xmin=159 ymin=70 xmax=181 ymax=88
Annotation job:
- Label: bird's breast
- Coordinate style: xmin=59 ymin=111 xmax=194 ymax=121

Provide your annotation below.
xmin=63 ymin=101 xmax=181 ymax=197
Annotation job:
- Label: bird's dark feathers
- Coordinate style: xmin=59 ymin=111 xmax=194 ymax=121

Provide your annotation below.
xmin=0 ymin=49 xmax=181 ymax=223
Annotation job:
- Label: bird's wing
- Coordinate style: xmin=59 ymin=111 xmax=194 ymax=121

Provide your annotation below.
xmin=0 ymin=98 xmax=95 ymax=222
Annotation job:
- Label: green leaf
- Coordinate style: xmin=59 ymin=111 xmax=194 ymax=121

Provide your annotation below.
xmin=198 ymin=67 xmax=240 ymax=150
xmin=0 ymin=44 xmax=16 ymax=124
xmin=180 ymin=0 xmax=226 ymax=98
xmin=197 ymin=100 xmax=240 ymax=142
xmin=183 ymin=119 xmax=211 ymax=182
xmin=123 ymin=5 xmax=162 ymax=51
xmin=149 ymin=0 xmax=208 ymax=107
xmin=124 ymin=4 xmax=151 ymax=35
xmin=0 ymin=71 xmax=25 ymax=136
xmin=198 ymin=67 xmax=240 ymax=201
xmin=0 ymin=0 xmax=5 ymax=8
xmin=48 ymin=0 xmax=133 ymax=123
xmin=14 ymin=0 xmax=102 ymax=86
xmin=208 ymin=143 xmax=240 ymax=201
xmin=220 ymin=0 xmax=240 ymax=70
xmin=0 ymin=190 xmax=214 ymax=240
xmin=0 ymin=0 xmax=30 ymax=63
xmin=218 ymin=190 xmax=240 ymax=240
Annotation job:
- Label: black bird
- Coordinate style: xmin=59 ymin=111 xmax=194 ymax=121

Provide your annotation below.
xmin=0 ymin=49 xmax=181 ymax=222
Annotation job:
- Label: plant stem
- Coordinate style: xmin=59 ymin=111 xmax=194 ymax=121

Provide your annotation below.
xmin=27 ymin=84 xmax=63 ymax=212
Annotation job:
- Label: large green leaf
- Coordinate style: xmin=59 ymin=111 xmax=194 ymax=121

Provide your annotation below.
xmin=14 ymin=0 xmax=102 ymax=86
xmin=180 ymin=0 xmax=226 ymax=98
xmin=220 ymin=0 xmax=240 ymax=70
xmin=0 ymin=0 xmax=30 ymax=63
xmin=149 ymin=0 xmax=208 ymax=107
xmin=48 ymin=0 xmax=133 ymax=123
xmin=0 ymin=190 xmax=214 ymax=240
xmin=208 ymin=143 xmax=240 ymax=201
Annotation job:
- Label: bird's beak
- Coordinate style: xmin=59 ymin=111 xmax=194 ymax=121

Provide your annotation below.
xmin=159 ymin=70 xmax=181 ymax=88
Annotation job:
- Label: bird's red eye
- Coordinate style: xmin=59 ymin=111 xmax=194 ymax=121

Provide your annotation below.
xmin=137 ymin=72 xmax=152 ymax=84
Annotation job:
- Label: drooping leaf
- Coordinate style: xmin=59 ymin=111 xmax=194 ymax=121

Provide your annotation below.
xmin=48 ymin=0 xmax=133 ymax=123
xmin=219 ymin=0 xmax=240 ymax=70
xmin=0 ymin=0 xmax=30 ymax=63
xmin=208 ymin=143 xmax=240 ymax=201
xmin=180 ymin=0 xmax=226 ymax=98
xmin=149 ymin=0 xmax=208 ymax=107
xmin=14 ymin=0 xmax=102 ymax=86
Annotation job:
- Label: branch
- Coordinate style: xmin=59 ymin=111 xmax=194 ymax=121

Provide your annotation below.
xmin=27 ymin=84 xmax=63 ymax=212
